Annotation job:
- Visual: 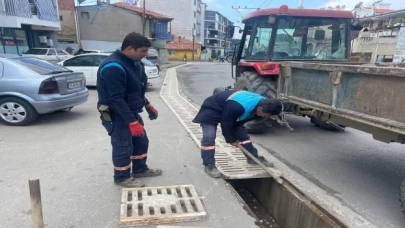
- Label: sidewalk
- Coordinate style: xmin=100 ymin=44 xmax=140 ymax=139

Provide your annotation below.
xmin=0 ymin=66 xmax=257 ymax=228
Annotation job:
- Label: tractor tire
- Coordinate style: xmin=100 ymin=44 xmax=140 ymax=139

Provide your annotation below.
xmin=213 ymin=87 xmax=226 ymax=95
xmin=400 ymin=177 xmax=405 ymax=216
xmin=235 ymin=71 xmax=277 ymax=133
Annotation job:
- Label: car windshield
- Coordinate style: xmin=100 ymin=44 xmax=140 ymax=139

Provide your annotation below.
xmin=23 ymin=49 xmax=48 ymax=55
xmin=141 ymin=58 xmax=155 ymax=67
xmin=11 ymin=57 xmax=72 ymax=75
xmin=272 ymin=17 xmax=349 ymax=60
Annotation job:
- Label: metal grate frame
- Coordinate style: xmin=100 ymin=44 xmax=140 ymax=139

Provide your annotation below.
xmin=120 ymin=185 xmax=207 ymax=226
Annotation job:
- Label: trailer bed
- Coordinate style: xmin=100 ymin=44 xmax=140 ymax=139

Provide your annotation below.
xmin=279 ymin=62 xmax=405 ymax=143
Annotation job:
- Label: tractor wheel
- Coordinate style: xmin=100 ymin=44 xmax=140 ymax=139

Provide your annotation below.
xmin=400 ymin=177 xmax=405 ymax=216
xmin=235 ymin=71 xmax=277 ymax=133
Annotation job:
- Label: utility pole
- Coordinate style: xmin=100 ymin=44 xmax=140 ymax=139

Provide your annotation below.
xmin=298 ymin=0 xmax=303 ymax=8
xmin=142 ymin=0 xmax=146 ymax=35
xmin=192 ymin=34 xmax=195 ymax=61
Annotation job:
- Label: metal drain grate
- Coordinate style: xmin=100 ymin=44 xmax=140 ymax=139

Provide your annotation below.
xmin=120 ymin=185 xmax=207 ymax=226
xmin=160 ymin=67 xmax=270 ymax=180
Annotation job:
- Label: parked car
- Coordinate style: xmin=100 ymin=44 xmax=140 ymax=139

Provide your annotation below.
xmin=146 ymin=48 xmax=160 ymax=72
xmin=22 ymin=48 xmax=73 ymax=63
xmin=0 ymin=54 xmax=89 ymax=126
xmin=56 ymin=53 xmax=160 ymax=86
xmin=74 ymin=49 xmax=114 ymax=55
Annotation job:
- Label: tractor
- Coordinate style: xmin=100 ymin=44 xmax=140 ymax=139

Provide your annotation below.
xmin=225 ymin=5 xmax=357 ymax=133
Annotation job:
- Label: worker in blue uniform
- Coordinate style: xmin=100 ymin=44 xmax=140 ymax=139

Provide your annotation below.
xmin=97 ymin=32 xmax=161 ymax=187
xmin=192 ymin=90 xmax=283 ymax=178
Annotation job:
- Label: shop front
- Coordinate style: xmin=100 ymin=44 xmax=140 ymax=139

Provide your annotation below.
xmin=0 ymin=26 xmax=56 ymax=55
xmin=0 ymin=28 xmax=30 ymax=55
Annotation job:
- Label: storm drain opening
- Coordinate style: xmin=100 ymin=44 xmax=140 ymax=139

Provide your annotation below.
xmin=120 ymin=185 xmax=206 ymax=226
xmin=227 ymin=178 xmax=347 ymax=228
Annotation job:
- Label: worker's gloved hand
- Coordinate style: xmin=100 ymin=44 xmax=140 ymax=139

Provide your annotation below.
xmin=145 ymin=104 xmax=158 ymax=120
xmin=129 ymin=121 xmax=144 ymax=136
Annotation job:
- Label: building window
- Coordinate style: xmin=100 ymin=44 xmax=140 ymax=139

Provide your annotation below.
xmin=59 ymin=16 xmax=63 ymax=21
xmin=194 ymin=11 xmax=196 ymax=18
xmin=169 ymin=50 xmax=176 ymax=56
xmin=194 ymin=0 xmax=196 ymax=5
xmin=81 ymin=12 xmax=89 ymax=19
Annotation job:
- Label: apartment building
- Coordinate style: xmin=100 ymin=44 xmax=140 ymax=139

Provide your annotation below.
xmin=352 ymin=9 xmax=405 ymax=62
xmin=203 ymin=10 xmax=233 ymax=58
xmin=136 ymin=0 xmax=203 ymax=42
xmin=0 ymin=0 xmax=60 ymax=54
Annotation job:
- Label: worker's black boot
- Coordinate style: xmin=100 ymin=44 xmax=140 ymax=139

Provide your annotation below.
xmin=114 ymin=177 xmax=145 ymax=188
xmin=132 ymin=168 xmax=163 ymax=178
xmin=247 ymin=156 xmax=274 ymax=167
xmin=204 ymin=164 xmax=221 ymax=178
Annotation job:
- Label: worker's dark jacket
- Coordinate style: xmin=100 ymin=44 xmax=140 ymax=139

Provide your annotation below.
xmin=97 ymin=51 xmax=149 ymax=124
xmin=193 ymin=90 xmax=264 ymax=143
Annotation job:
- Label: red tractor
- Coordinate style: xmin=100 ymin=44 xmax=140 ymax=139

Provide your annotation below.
xmin=224 ymin=5 xmax=356 ymax=133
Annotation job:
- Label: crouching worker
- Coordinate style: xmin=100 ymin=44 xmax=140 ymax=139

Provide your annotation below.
xmin=192 ymin=90 xmax=282 ymax=178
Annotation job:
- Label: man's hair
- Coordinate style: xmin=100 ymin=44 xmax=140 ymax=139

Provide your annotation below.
xmin=121 ymin=32 xmax=151 ymax=50
xmin=258 ymin=99 xmax=283 ymax=115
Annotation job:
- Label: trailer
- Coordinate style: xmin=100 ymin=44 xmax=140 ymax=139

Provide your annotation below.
xmin=223 ymin=4 xmax=405 ymax=217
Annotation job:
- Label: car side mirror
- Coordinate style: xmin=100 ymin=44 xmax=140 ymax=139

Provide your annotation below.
xmin=226 ymin=26 xmax=235 ymax=39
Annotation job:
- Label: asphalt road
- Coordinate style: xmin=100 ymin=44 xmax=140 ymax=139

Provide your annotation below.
xmin=177 ymin=63 xmax=405 ymax=228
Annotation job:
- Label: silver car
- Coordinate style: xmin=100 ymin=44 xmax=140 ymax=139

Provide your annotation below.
xmin=0 ymin=55 xmax=89 ymax=126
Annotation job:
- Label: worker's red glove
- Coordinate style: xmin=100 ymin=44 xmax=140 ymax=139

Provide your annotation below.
xmin=145 ymin=104 xmax=158 ymax=120
xmin=129 ymin=121 xmax=144 ymax=136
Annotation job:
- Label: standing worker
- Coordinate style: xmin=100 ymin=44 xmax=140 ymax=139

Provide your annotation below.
xmin=192 ymin=89 xmax=283 ymax=178
xmin=97 ymin=32 xmax=161 ymax=188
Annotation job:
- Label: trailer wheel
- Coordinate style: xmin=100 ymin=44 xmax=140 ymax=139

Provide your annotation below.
xmin=310 ymin=117 xmax=346 ymax=131
xmin=235 ymin=71 xmax=277 ymax=133
xmin=400 ymin=177 xmax=405 ymax=216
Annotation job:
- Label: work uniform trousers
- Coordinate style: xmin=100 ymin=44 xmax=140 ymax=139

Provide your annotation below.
xmin=200 ymin=124 xmax=258 ymax=166
xmin=101 ymin=113 xmax=149 ymax=181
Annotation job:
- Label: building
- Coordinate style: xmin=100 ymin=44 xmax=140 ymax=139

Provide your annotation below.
xmin=352 ymin=9 xmax=405 ymax=62
xmin=0 ymin=0 xmax=60 ymax=54
xmin=353 ymin=2 xmax=392 ymax=18
xmin=167 ymin=36 xmax=201 ymax=61
xmin=57 ymin=0 xmax=77 ymax=44
xmin=76 ymin=2 xmax=173 ymax=61
xmin=136 ymin=0 xmax=203 ymax=43
xmin=56 ymin=0 xmax=79 ymax=53
xmin=203 ymin=10 xmax=233 ymax=59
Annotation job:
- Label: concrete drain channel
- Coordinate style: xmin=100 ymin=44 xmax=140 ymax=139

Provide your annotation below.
xmin=158 ymin=66 xmax=348 ymax=228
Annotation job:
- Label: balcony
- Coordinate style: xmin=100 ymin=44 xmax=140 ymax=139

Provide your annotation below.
xmin=153 ymin=32 xmax=173 ymax=41
xmin=0 ymin=0 xmax=60 ymax=29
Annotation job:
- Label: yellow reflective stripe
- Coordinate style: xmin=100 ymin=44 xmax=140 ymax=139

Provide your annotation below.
xmin=114 ymin=164 xmax=131 ymax=171
xmin=130 ymin=154 xmax=147 ymax=160
xmin=201 ymin=146 xmax=215 ymax=150
xmin=239 ymin=140 xmax=252 ymax=145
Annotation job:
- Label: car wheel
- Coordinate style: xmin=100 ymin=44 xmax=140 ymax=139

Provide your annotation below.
xmin=0 ymin=97 xmax=38 ymax=126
